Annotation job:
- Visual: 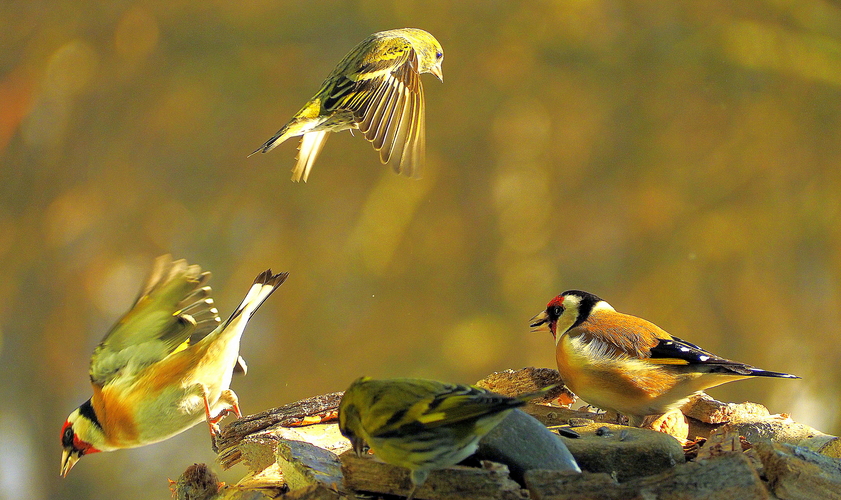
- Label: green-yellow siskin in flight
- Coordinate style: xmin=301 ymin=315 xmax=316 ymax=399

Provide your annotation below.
xmin=250 ymin=28 xmax=444 ymax=182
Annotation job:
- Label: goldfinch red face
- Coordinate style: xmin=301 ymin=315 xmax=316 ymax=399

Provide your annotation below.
xmin=60 ymin=407 xmax=103 ymax=477
xmin=529 ymin=291 xmax=604 ymax=341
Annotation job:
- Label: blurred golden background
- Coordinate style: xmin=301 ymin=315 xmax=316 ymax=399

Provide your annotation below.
xmin=1 ymin=1 xmax=839 ymax=498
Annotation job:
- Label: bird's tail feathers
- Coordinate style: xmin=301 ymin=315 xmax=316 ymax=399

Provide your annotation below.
xmin=292 ymin=131 xmax=330 ymax=182
xmin=249 ymin=128 xmax=293 ymax=158
xmin=222 ymin=270 xmax=289 ymax=329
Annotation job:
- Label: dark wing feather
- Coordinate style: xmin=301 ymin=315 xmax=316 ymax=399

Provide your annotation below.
xmin=650 ymin=336 xmax=798 ymax=378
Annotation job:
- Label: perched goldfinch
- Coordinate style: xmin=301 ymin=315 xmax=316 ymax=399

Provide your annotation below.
xmin=250 ymin=28 xmax=444 ymax=182
xmin=60 ymin=256 xmax=288 ymax=476
xmin=530 ymin=290 xmax=798 ymax=427
xmin=339 ymin=377 xmax=548 ymax=500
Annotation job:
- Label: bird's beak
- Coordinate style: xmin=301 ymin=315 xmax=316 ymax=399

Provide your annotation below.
xmin=60 ymin=449 xmax=80 ymax=477
xmin=529 ymin=310 xmax=551 ymax=333
xmin=430 ymin=64 xmax=443 ymax=82
xmin=351 ymin=437 xmax=368 ymax=457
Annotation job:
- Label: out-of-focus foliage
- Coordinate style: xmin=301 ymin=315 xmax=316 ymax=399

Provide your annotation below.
xmin=1 ymin=1 xmax=840 ymax=498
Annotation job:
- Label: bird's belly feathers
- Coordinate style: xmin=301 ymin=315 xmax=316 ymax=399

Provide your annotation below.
xmin=556 ymin=335 xmax=700 ymax=417
xmin=97 ymin=345 xmax=239 ymax=449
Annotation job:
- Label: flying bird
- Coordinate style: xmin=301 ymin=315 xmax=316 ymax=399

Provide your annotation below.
xmin=250 ymin=28 xmax=444 ymax=182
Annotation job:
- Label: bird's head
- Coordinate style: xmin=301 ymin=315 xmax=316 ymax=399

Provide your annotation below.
xmin=530 ymin=290 xmax=606 ymax=340
xmin=60 ymin=400 xmax=104 ymax=477
xmin=338 ymin=377 xmax=371 ymax=457
xmin=404 ymin=28 xmax=444 ymax=82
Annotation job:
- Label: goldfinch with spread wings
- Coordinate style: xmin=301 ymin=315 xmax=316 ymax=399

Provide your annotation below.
xmin=60 ymin=256 xmax=287 ymax=476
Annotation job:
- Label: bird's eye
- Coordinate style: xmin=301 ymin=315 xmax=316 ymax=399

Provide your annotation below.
xmin=551 ymin=305 xmax=563 ymax=317
xmin=436 ymin=51 xmax=443 ymax=59
xmin=62 ymin=426 xmax=75 ymax=447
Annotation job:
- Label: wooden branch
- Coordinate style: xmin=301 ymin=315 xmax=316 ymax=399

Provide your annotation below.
xmin=216 ymin=392 xmax=343 ymax=469
xmin=340 ymin=452 xmax=529 ymax=500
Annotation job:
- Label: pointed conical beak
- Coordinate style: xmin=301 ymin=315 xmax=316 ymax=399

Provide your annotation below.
xmin=60 ymin=449 xmax=80 ymax=477
xmin=351 ymin=436 xmax=368 ymax=457
xmin=430 ymin=64 xmax=443 ymax=82
xmin=529 ymin=310 xmax=551 ymax=333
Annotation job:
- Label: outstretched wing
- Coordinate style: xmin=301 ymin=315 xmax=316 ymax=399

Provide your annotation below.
xmin=88 ymin=256 xmax=221 ymax=387
xmin=322 ymin=35 xmax=426 ymax=178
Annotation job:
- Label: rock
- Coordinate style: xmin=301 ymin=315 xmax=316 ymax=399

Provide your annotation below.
xmin=681 ymin=393 xmax=770 ymax=425
xmin=722 ymin=415 xmax=831 ymax=448
xmin=476 ymin=408 xmax=580 ymax=483
xmin=643 ymin=409 xmax=689 ymax=441
xmin=558 ymin=423 xmax=685 ymax=481
xmin=525 ymin=451 xmax=768 ymax=500
xmin=277 ymin=440 xmax=343 ymax=491
xmin=754 ymin=442 xmax=841 ymax=500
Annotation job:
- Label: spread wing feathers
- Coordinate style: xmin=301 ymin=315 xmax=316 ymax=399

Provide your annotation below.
xmin=356 ymin=49 xmax=424 ymax=177
xmin=318 ymin=40 xmax=424 ymax=177
xmin=292 ymin=130 xmax=330 ymax=182
xmin=89 ymin=256 xmax=221 ymax=387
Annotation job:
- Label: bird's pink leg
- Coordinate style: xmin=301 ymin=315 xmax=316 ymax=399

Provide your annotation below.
xmin=202 ymin=389 xmax=242 ymax=439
